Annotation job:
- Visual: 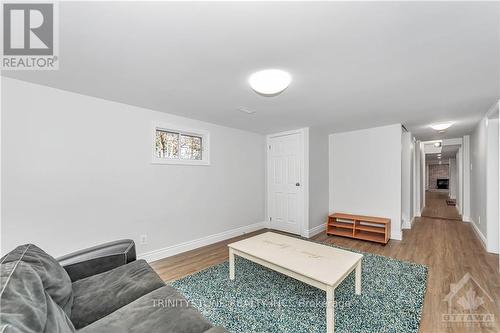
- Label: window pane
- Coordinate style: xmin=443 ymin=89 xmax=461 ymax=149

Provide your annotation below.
xmin=180 ymin=134 xmax=202 ymax=160
xmin=155 ymin=130 xmax=179 ymax=159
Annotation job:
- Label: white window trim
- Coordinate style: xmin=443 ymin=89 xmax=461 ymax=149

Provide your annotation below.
xmin=151 ymin=121 xmax=210 ymax=166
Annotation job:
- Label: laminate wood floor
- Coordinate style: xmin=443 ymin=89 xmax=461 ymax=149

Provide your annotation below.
xmin=421 ymin=191 xmax=462 ymax=221
xmin=151 ymin=198 xmax=499 ymax=333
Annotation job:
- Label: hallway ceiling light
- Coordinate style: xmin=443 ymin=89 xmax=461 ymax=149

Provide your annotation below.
xmin=249 ymin=69 xmax=292 ymax=96
xmin=434 ymin=142 xmax=442 ymax=147
xmin=430 ymin=122 xmax=453 ymax=131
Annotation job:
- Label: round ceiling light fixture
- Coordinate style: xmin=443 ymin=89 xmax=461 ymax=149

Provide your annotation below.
xmin=430 ymin=122 xmax=454 ymax=131
xmin=248 ymin=69 xmax=292 ymax=96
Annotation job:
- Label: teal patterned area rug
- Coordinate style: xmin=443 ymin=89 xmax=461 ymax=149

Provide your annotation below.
xmin=170 ymin=244 xmax=428 ymax=333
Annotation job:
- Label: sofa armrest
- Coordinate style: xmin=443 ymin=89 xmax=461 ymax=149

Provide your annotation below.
xmin=57 ymin=239 xmax=136 ymax=282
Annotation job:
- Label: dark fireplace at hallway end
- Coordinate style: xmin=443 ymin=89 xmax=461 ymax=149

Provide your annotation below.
xmin=437 ymin=178 xmax=449 ymax=189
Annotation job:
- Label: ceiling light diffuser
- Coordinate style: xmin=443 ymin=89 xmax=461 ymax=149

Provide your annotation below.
xmin=430 ymin=122 xmax=453 ymax=131
xmin=249 ymin=69 xmax=292 ymax=96
xmin=434 ymin=142 xmax=442 ymax=147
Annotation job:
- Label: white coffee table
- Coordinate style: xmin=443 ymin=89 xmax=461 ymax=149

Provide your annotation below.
xmin=227 ymin=232 xmax=363 ymax=333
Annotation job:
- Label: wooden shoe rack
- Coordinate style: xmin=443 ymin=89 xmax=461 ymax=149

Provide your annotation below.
xmin=326 ymin=212 xmax=391 ymax=244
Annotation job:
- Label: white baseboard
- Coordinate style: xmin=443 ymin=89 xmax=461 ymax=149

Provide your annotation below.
xmin=402 ymin=216 xmax=416 ymax=230
xmin=413 ymin=207 xmax=424 ymax=219
xmin=402 ymin=219 xmax=411 ymax=230
xmin=463 ymin=215 xmax=472 ymax=222
xmin=466 ymin=219 xmax=487 ymax=250
xmin=487 ymin=242 xmax=499 ymax=254
xmin=263 ymin=220 xmax=271 ymax=229
xmin=391 ymin=233 xmax=402 ymax=241
xmin=304 ymin=223 xmax=326 ymax=238
xmin=138 ymin=221 xmax=265 ymax=263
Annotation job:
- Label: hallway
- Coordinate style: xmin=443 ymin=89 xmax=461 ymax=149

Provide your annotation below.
xmin=421 ymin=191 xmax=462 ymax=221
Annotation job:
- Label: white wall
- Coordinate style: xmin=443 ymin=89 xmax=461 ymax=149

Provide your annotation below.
xmin=1 ymin=78 xmax=266 ymax=257
xmin=401 ymin=130 xmax=412 ymax=228
xmin=328 ymin=134 xmax=335 ymax=214
xmin=469 ymin=113 xmax=499 ymax=254
xmin=449 ymin=157 xmax=457 ymax=200
xmin=419 ymin=142 xmax=426 ymax=212
xmin=329 ymin=124 xmax=402 ymax=240
xmin=308 ymin=127 xmax=329 ymax=232
xmin=411 ymin=138 xmax=417 ymax=220
xmin=462 ymin=135 xmax=471 ymax=221
xmin=486 ymin=117 xmax=499 ymax=253
xmin=457 ymin=147 xmax=463 ymax=215
xmin=415 ymin=141 xmax=422 ymax=216
xmin=470 ymin=118 xmax=488 ymax=239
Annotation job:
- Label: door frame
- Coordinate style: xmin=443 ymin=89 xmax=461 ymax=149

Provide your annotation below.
xmin=265 ymin=128 xmax=309 ymax=237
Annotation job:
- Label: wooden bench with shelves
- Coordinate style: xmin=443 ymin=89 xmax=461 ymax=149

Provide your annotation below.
xmin=326 ymin=212 xmax=390 ymax=244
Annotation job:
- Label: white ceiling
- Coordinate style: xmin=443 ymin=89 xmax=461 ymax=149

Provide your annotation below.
xmin=2 ymin=1 xmax=499 ymax=139
xmin=426 ymin=144 xmax=461 ymax=162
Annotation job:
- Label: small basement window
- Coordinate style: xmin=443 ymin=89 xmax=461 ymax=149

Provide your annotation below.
xmin=152 ymin=123 xmax=209 ymax=165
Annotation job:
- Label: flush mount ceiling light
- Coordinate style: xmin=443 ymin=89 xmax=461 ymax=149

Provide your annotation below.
xmin=434 ymin=142 xmax=442 ymax=147
xmin=248 ymin=69 xmax=292 ymax=96
xmin=430 ymin=122 xmax=454 ymax=131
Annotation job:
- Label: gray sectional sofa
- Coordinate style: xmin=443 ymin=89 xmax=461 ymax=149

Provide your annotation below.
xmin=0 ymin=240 xmax=227 ymax=333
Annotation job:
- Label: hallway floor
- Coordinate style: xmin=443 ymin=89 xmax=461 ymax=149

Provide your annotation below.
xmin=152 ymin=217 xmax=499 ymax=332
xmin=315 ymin=219 xmax=499 ymax=332
xmin=422 ymin=191 xmax=462 ymax=220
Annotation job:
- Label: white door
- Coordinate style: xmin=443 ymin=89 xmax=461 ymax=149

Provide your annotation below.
xmin=267 ymin=131 xmax=304 ymax=235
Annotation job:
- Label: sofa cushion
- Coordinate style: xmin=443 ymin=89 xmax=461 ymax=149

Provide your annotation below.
xmin=78 ymin=285 xmax=223 ymax=333
xmin=70 ymin=259 xmax=165 ymax=329
xmin=1 ymin=244 xmax=73 ymax=316
xmin=0 ymin=260 xmax=75 ymax=333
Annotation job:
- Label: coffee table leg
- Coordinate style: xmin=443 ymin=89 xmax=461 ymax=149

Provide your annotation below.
xmin=326 ymin=286 xmax=335 ymax=333
xmin=229 ymin=248 xmax=235 ymax=280
xmin=355 ymin=260 xmax=362 ymax=295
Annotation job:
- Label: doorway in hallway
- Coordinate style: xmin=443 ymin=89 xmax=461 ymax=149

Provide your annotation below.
xmin=421 ymin=140 xmax=463 ymax=221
